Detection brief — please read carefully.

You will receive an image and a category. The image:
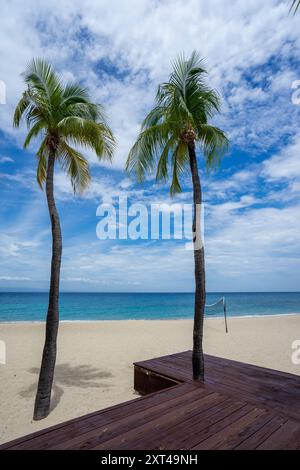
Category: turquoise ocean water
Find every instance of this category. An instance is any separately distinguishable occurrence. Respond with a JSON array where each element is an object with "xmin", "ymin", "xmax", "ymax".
[{"xmin": 0, "ymin": 292, "xmax": 300, "ymax": 322}]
